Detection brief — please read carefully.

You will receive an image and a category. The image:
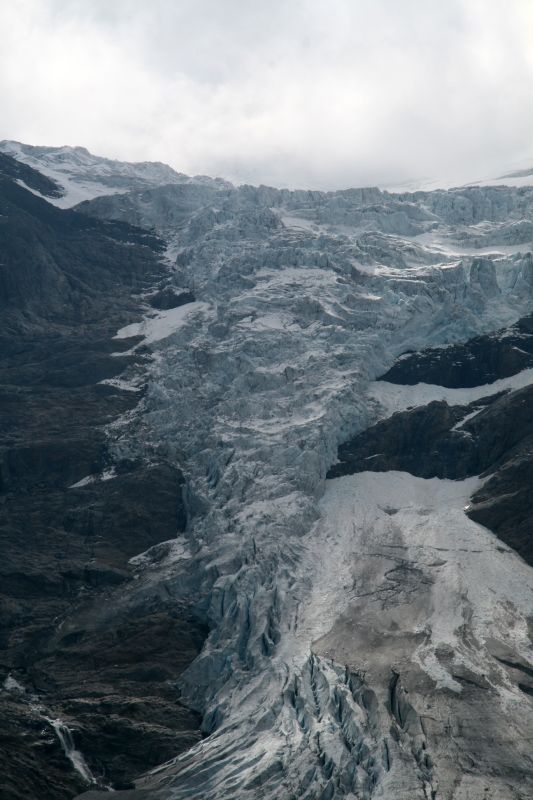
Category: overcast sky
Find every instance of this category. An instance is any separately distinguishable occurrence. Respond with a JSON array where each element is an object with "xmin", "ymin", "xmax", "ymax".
[{"xmin": 2, "ymin": 0, "xmax": 533, "ymax": 189}]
